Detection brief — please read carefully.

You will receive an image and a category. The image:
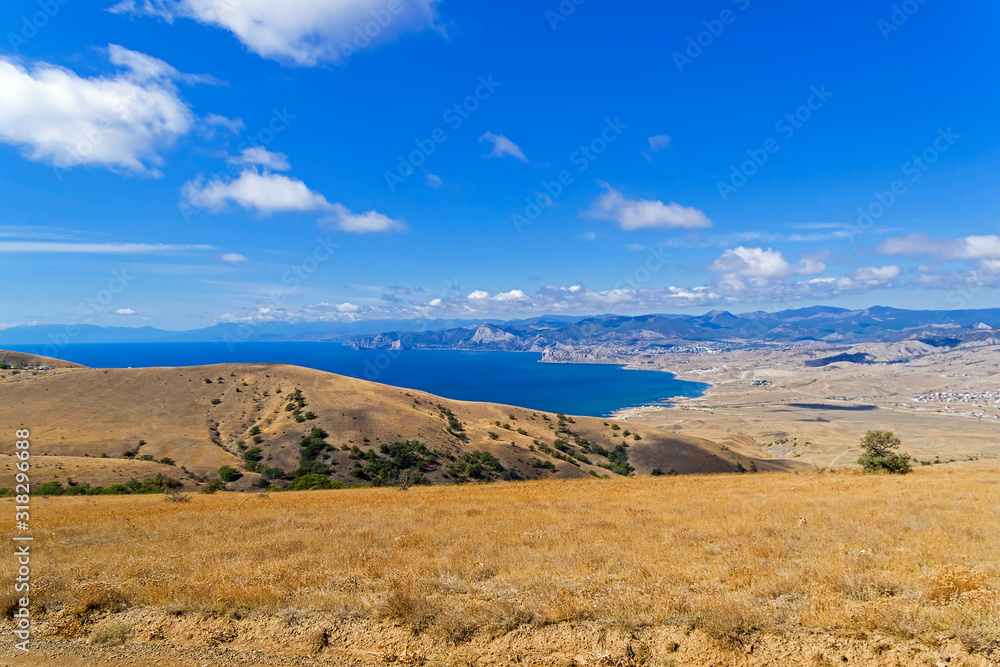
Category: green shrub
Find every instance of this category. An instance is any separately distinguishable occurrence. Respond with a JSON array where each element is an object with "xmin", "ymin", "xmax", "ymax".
[
  {"xmin": 606, "ymin": 444, "xmax": 634, "ymax": 476},
  {"xmin": 210, "ymin": 398, "xmax": 221, "ymax": 405},
  {"xmin": 857, "ymin": 430, "xmax": 911, "ymax": 474},
  {"xmin": 292, "ymin": 473, "xmax": 343, "ymax": 491},
  {"xmin": 242, "ymin": 446, "xmax": 263, "ymax": 465},
  {"xmin": 159, "ymin": 457, "xmax": 175, "ymax": 466},
  {"xmin": 200, "ymin": 479, "xmax": 226, "ymax": 494},
  {"xmin": 447, "ymin": 450, "xmax": 505, "ymax": 482},
  {"xmin": 531, "ymin": 458, "xmax": 556, "ymax": 471},
  {"xmin": 37, "ymin": 480, "xmax": 65, "ymax": 496},
  {"xmin": 218, "ymin": 465, "xmax": 242, "ymax": 482},
  {"xmin": 350, "ymin": 440, "xmax": 437, "ymax": 486}
]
